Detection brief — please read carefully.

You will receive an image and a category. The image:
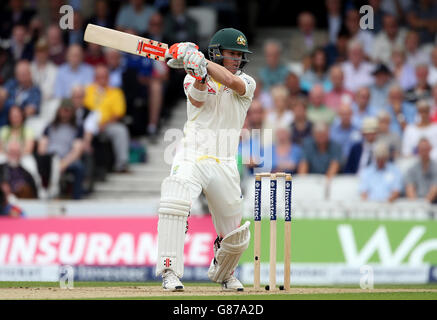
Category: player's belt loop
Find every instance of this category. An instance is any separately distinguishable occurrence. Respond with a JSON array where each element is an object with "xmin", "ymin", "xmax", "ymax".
[{"xmin": 196, "ymin": 155, "xmax": 221, "ymax": 163}]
